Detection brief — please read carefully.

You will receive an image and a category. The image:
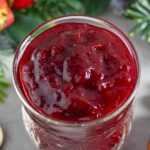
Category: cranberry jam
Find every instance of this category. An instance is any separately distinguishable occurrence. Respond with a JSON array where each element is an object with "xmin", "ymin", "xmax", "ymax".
[
  {"xmin": 18, "ymin": 22, "xmax": 137, "ymax": 123},
  {"xmin": 13, "ymin": 16, "xmax": 140, "ymax": 150}
]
